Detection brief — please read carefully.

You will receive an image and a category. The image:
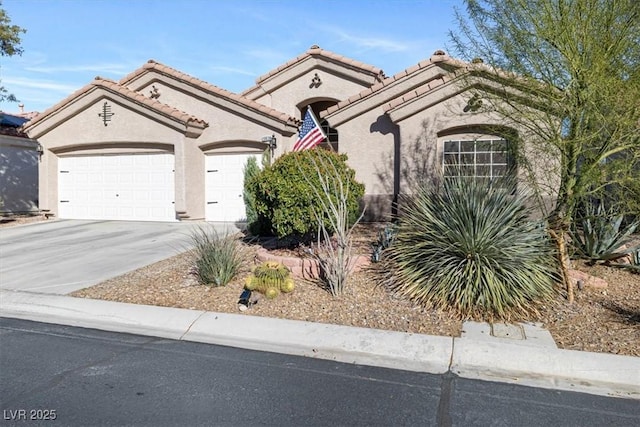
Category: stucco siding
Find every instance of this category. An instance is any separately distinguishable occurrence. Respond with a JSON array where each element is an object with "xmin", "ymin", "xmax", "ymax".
[{"xmin": 252, "ymin": 68, "xmax": 372, "ymax": 118}]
